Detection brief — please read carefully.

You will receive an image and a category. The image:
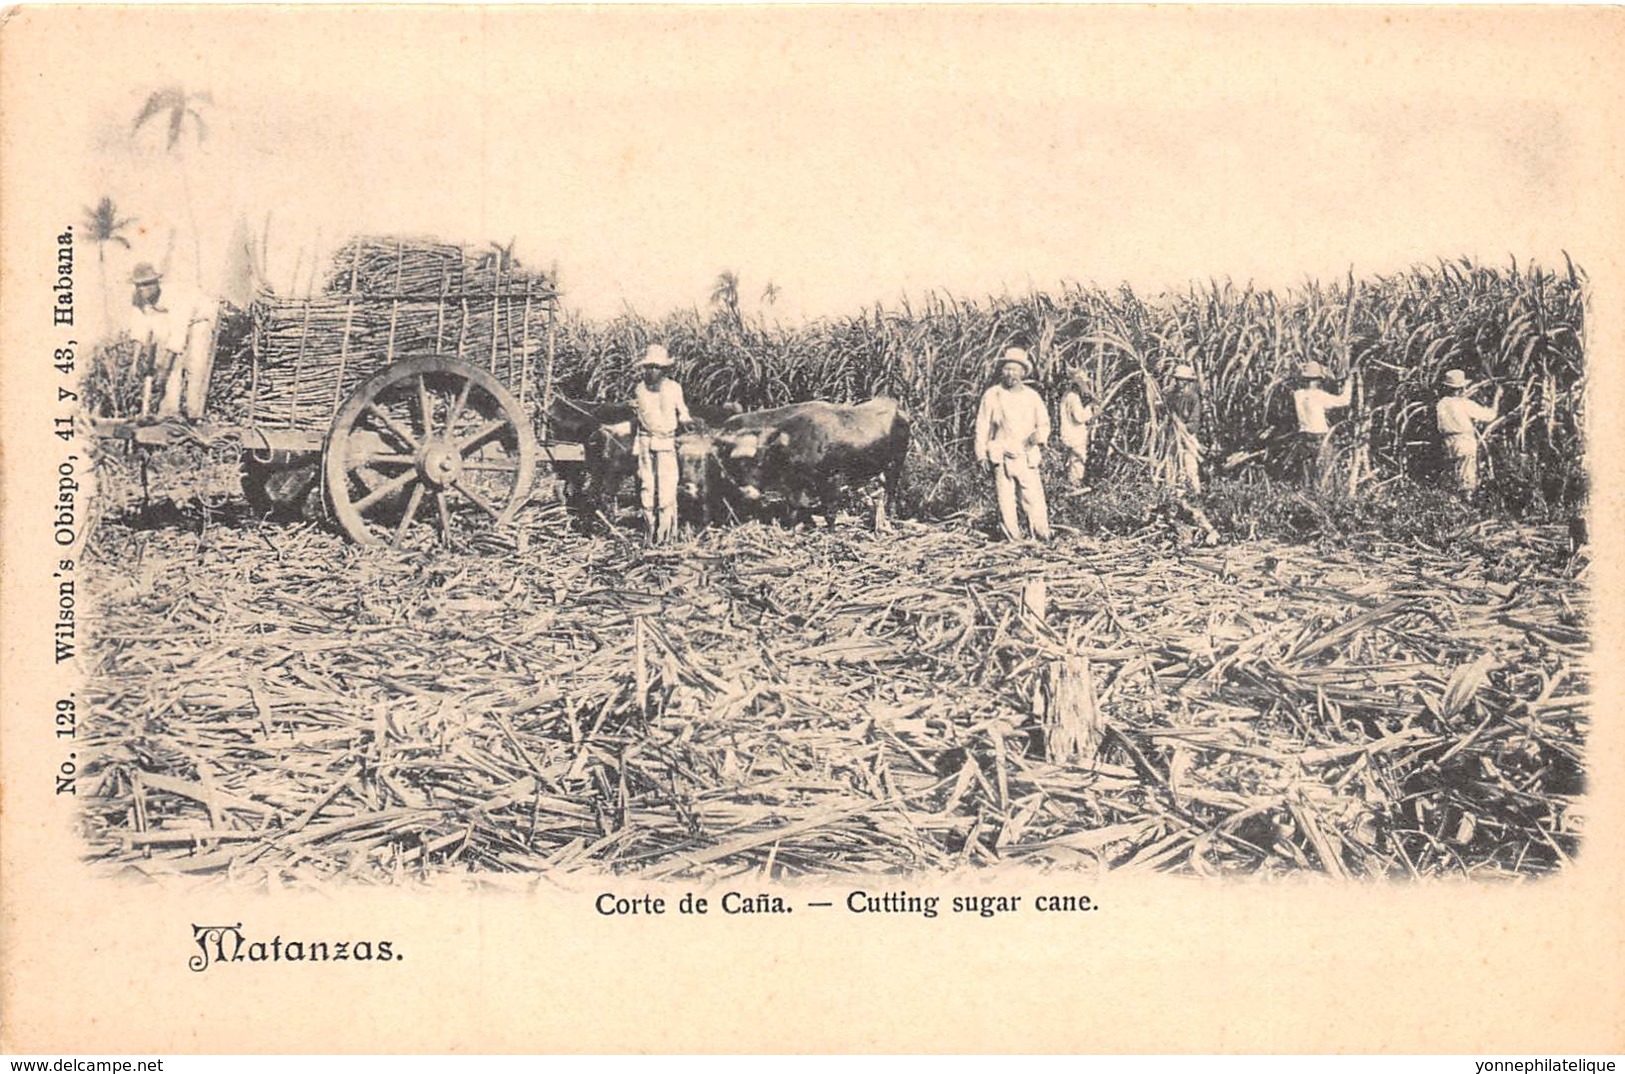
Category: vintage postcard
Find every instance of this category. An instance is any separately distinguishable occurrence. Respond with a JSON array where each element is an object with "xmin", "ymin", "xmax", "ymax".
[{"xmin": 1, "ymin": 5, "xmax": 1622, "ymax": 1054}]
